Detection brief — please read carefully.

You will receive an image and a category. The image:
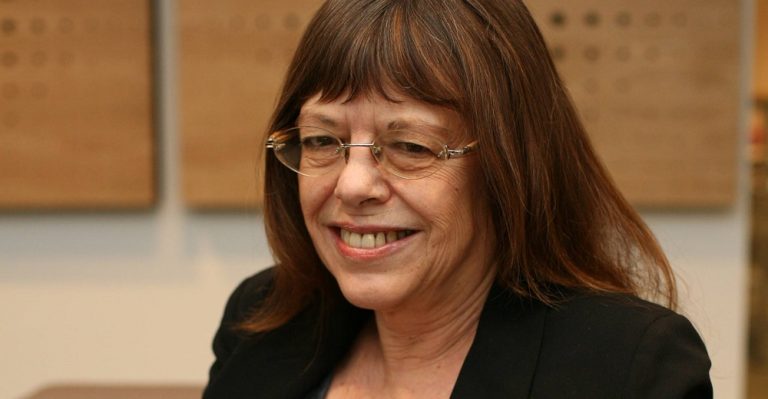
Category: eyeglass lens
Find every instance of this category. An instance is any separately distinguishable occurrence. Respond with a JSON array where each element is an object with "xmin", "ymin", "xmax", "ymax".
[{"xmin": 270, "ymin": 126, "xmax": 450, "ymax": 179}]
